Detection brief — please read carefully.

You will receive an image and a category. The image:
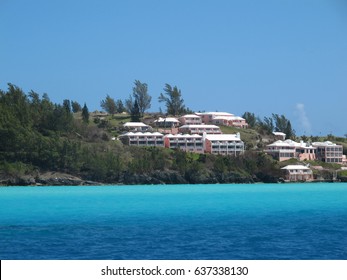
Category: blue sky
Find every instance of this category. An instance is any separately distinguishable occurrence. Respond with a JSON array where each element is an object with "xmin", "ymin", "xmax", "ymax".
[{"xmin": 1, "ymin": 0, "xmax": 346, "ymax": 136}]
